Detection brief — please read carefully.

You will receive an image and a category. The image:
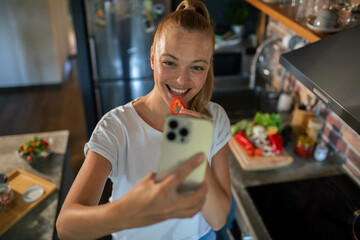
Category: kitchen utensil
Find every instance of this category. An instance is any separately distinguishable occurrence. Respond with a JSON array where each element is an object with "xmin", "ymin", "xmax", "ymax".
[
  {"xmin": 306, "ymin": 117, "xmax": 324, "ymax": 142},
  {"xmin": 306, "ymin": 15, "xmax": 343, "ymax": 33},
  {"xmin": 325, "ymin": 180, "xmax": 360, "ymax": 240},
  {"xmin": 277, "ymin": 92, "xmax": 293, "ymax": 112},
  {"xmin": 291, "ymin": 108, "xmax": 315, "ymax": 135},
  {"xmin": 314, "ymin": 7, "xmax": 339, "ymax": 28}
]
